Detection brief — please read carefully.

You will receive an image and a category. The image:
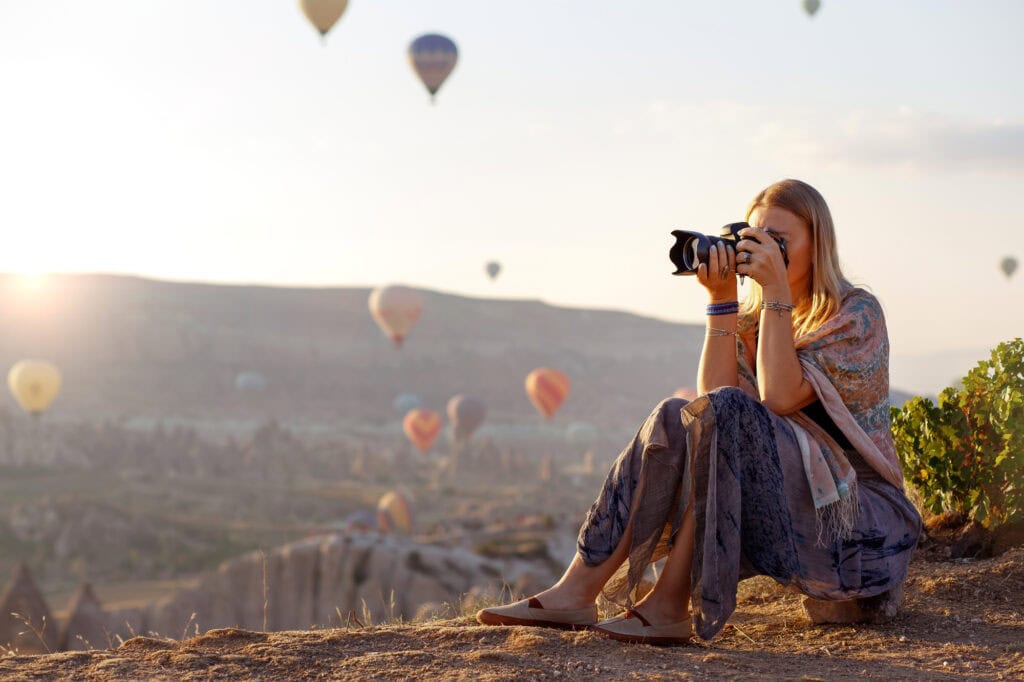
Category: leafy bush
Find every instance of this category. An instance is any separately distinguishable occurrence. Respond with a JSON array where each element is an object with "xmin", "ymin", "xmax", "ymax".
[{"xmin": 891, "ymin": 338, "xmax": 1024, "ymax": 527}]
